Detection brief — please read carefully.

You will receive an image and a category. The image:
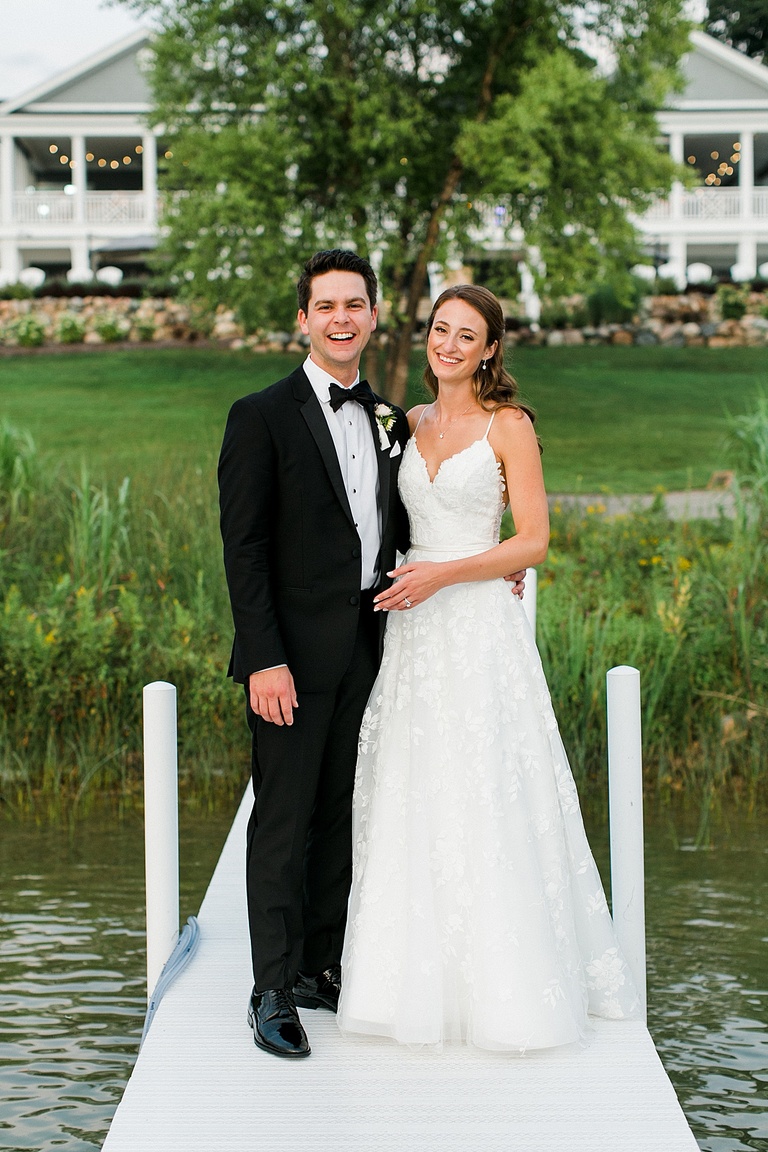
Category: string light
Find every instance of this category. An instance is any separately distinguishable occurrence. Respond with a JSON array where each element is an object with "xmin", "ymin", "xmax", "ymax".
[
  {"xmin": 49, "ymin": 144, "xmax": 58, "ymax": 153},
  {"xmin": 733, "ymin": 142, "xmax": 741, "ymax": 151},
  {"xmin": 164, "ymin": 150, "xmax": 173, "ymax": 159},
  {"xmin": 135, "ymin": 144, "xmax": 143, "ymax": 154},
  {"xmin": 98, "ymin": 158, "xmax": 106, "ymax": 167},
  {"xmin": 59, "ymin": 155, "xmax": 69, "ymax": 164},
  {"xmin": 110, "ymin": 160, "xmax": 119, "ymax": 169},
  {"xmin": 86, "ymin": 152, "xmax": 94, "ymax": 162},
  {"xmin": 687, "ymin": 155, "xmax": 696, "ymax": 164},
  {"xmin": 123, "ymin": 156, "xmax": 131, "ymax": 164},
  {"xmin": 711, "ymin": 151, "xmax": 719, "ymax": 159}
]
